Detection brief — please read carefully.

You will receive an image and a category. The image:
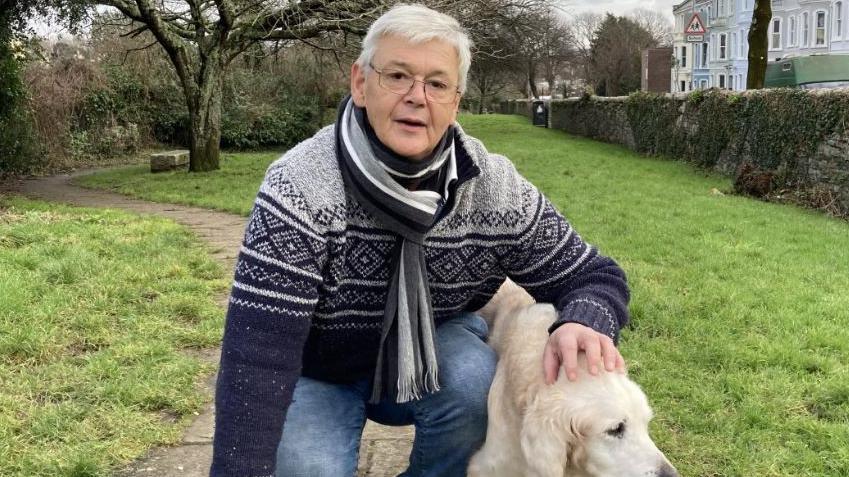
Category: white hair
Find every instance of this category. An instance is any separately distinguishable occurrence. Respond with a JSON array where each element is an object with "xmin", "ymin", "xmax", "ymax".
[{"xmin": 356, "ymin": 3, "xmax": 473, "ymax": 94}]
